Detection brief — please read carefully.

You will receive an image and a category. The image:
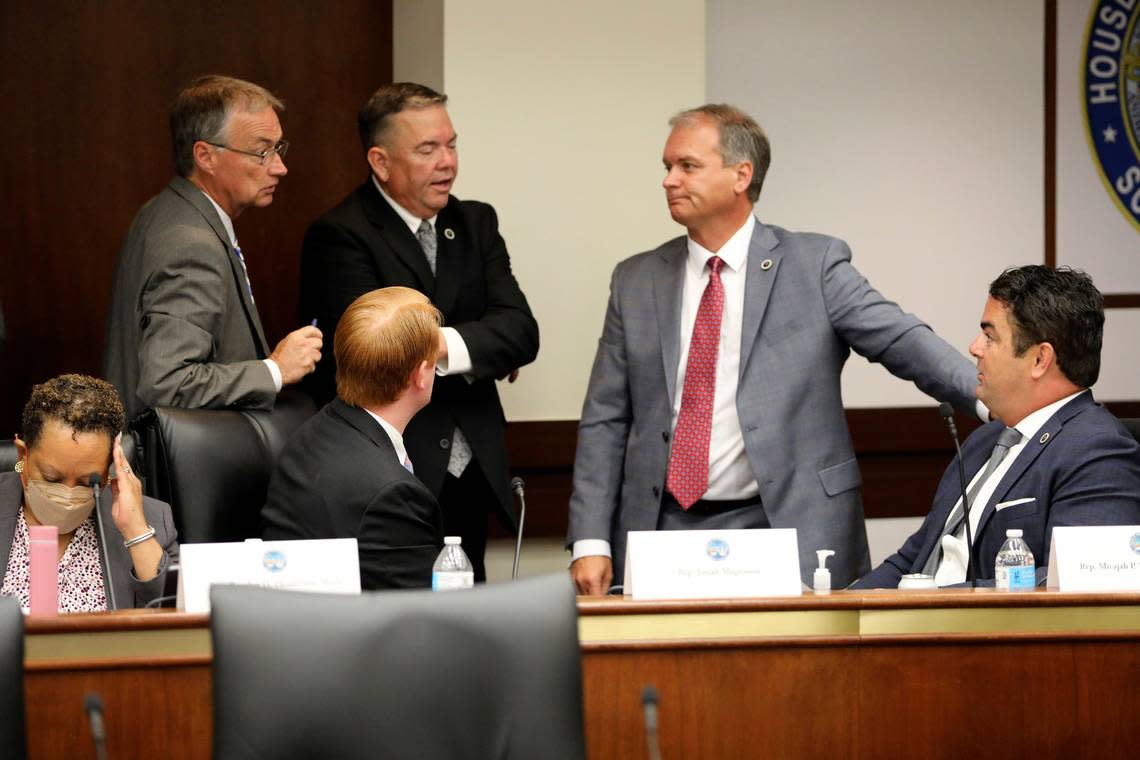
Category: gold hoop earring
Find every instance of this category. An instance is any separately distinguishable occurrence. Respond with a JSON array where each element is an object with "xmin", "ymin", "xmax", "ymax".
[{"xmin": 14, "ymin": 460, "xmax": 23, "ymax": 473}]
